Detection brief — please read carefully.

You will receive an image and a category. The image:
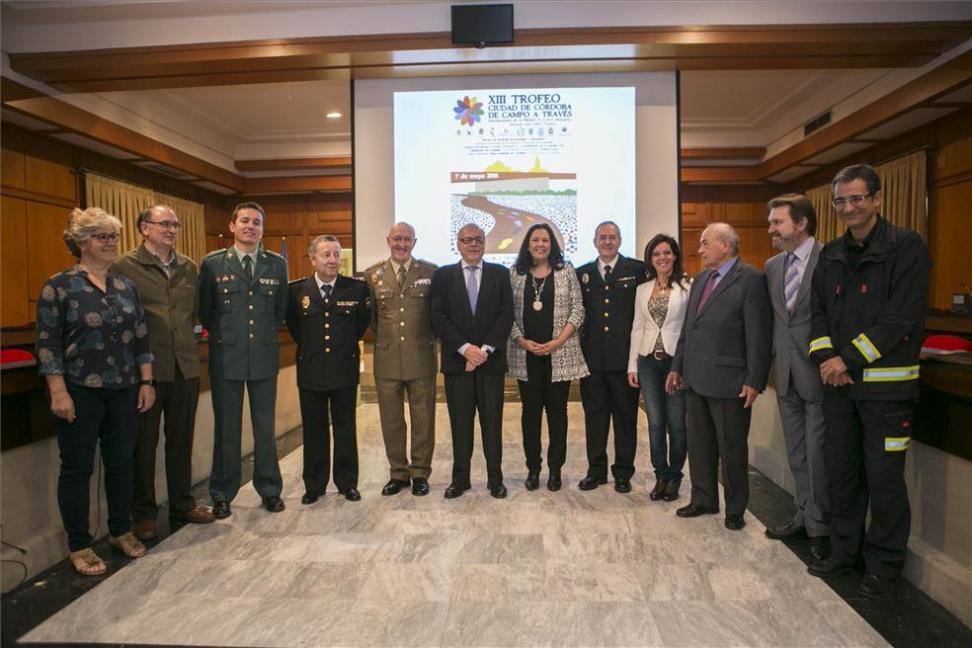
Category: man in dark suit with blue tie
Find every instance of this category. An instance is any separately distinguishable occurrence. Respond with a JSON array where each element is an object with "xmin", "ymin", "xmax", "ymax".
[
  {"xmin": 666, "ymin": 222, "xmax": 772, "ymax": 530},
  {"xmin": 430, "ymin": 223, "xmax": 514, "ymax": 499},
  {"xmin": 286, "ymin": 235, "xmax": 370, "ymax": 504}
]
